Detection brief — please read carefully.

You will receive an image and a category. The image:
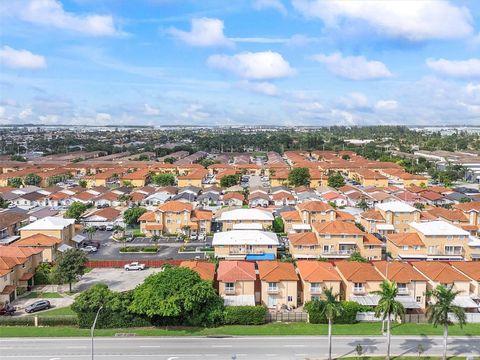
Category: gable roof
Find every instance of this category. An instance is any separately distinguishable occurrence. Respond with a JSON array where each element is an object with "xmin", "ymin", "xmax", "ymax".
[
  {"xmin": 20, "ymin": 216, "xmax": 75, "ymax": 231},
  {"xmin": 180, "ymin": 260, "xmax": 216, "ymax": 281},
  {"xmin": 14, "ymin": 233, "xmax": 62, "ymax": 247},
  {"xmin": 158, "ymin": 201, "xmax": 193, "ymax": 212},
  {"xmin": 313, "ymin": 221, "xmax": 364, "ymax": 235},
  {"xmin": 450, "ymin": 262, "xmax": 480, "ymax": 281},
  {"xmin": 413, "ymin": 261, "xmax": 470, "ymax": 283},
  {"xmin": 297, "ymin": 201, "xmax": 334, "ymax": 212},
  {"xmin": 373, "ymin": 261, "xmax": 427, "ymax": 283},
  {"xmin": 217, "ymin": 261, "xmax": 256, "ymax": 282},
  {"xmin": 288, "ymin": 232, "xmax": 318, "ymax": 245},
  {"xmin": 335, "ymin": 261, "xmax": 384, "ymax": 282},
  {"xmin": 258, "ymin": 261, "xmax": 297, "ymax": 282},
  {"xmin": 387, "ymin": 233, "xmax": 425, "ymax": 247},
  {"xmin": 296, "ymin": 260, "xmax": 342, "ymax": 282}
]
